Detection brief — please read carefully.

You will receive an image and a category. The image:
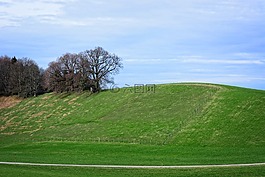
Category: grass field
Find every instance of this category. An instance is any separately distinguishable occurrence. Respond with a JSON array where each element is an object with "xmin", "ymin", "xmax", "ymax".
[
  {"xmin": 0, "ymin": 83, "xmax": 265, "ymax": 176},
  {"xmin": 1, "ymin": 165, "xmax": 265, "ymax": 177}
]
